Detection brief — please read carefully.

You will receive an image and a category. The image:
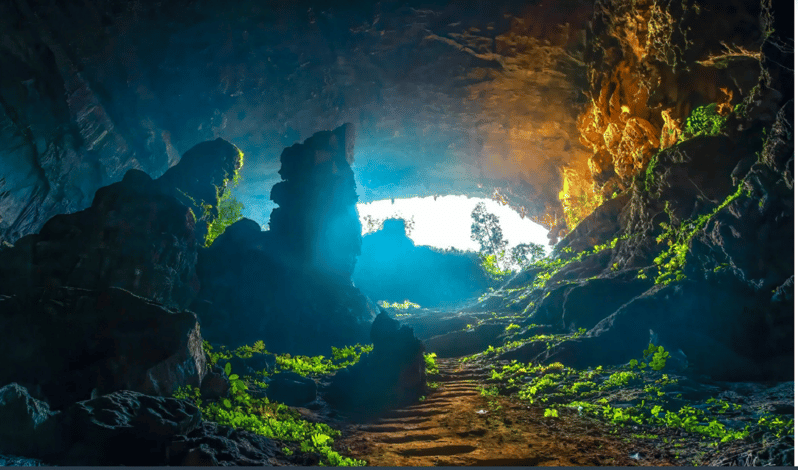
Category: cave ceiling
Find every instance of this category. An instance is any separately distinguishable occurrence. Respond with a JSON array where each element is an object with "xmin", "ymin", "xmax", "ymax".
[{"xmin": 0, "ymin": 0, "xmax": 594, "ymax": 241}]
